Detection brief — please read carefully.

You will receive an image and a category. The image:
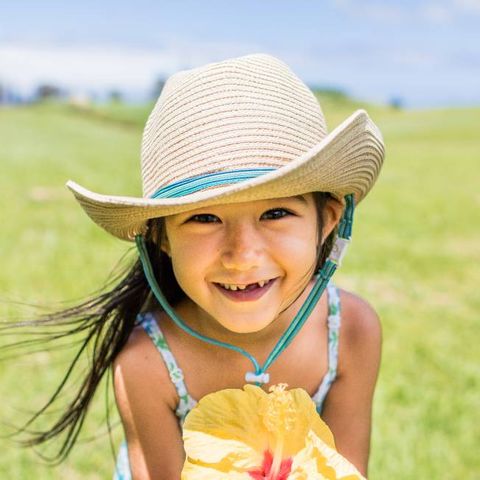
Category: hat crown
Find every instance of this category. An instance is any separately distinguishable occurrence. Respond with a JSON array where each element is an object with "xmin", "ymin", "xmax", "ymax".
[{"xmin": 140, "ymin": 54, "xmax": 328, "ymax": 198}]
